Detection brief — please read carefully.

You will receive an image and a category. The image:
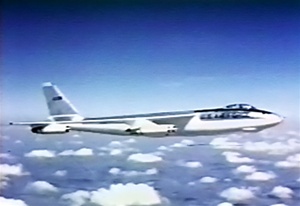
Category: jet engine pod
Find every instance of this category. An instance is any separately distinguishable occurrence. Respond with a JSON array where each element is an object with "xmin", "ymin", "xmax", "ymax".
[
  {"xmin": 31, "ymin": 124, "xmax": 70, "ymax": 134},
  {"xmin": 136, "ymin": 124, "xmax": 177, "ymax": 137}
]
